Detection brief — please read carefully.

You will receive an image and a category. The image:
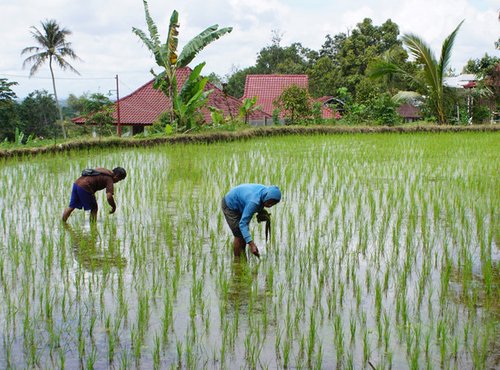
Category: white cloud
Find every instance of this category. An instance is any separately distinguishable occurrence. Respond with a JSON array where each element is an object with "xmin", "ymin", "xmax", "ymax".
[{"xmin": 1, "ymin": 0, "xmax": 498, "ymax": 99}]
